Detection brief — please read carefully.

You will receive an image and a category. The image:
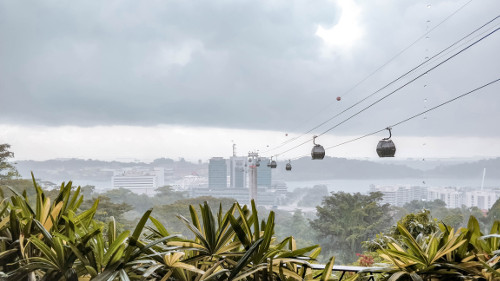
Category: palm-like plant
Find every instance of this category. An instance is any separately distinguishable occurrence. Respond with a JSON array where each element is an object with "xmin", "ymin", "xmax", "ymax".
[
  {"xmin": 1, "ymin": 177, "xmax": 332, "ymax": 281},
  {"xmin": 1, "ymin": 174, "xmax": 93, "ymax": 280},
  {"xmin": 377, "ymin": 221, "xmax": 480, "ymax": 281}
]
